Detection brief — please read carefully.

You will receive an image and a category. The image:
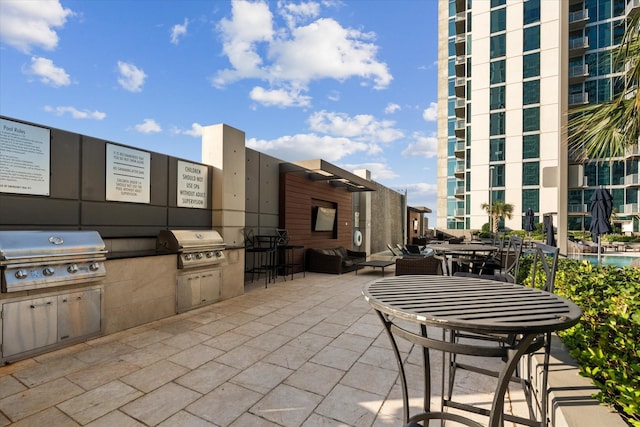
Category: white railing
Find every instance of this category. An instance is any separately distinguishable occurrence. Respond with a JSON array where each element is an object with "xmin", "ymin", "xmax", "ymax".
[
  {"xmin": 569, "ymin": 64, "xmax": 589, "ymax": 78},
  {"xmin": 568, "ymin": 204, "xmax": 587, "ymax": 213},
  {"xmin": 569, "ymin": 9, "xmax": 589, "ymax": 23},
  {"xmin": 622, "ymin": 203, "xmax": 639, "ymax": 214},
  {"xmin": 569, "ymin": 92, "xmax": 589, "ymax": 105},
  {"xmin": 625, "ymin": 174, "xmax": 639, "ymax": 185},
  {"xmin": 569, "ymin": 37, "xmax": 589, "ymax": 50}
]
